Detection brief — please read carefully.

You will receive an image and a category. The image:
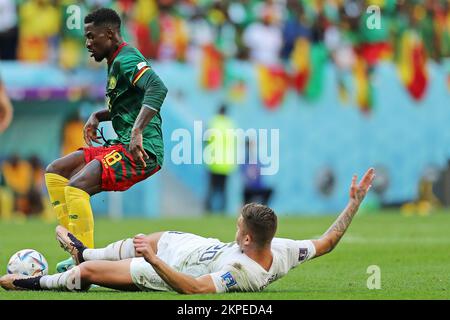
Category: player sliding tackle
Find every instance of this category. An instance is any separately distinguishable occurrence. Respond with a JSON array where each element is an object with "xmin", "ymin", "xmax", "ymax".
[{"xmin": 0, "ymin": 169, "xmax": 375, "ymax": 293}]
